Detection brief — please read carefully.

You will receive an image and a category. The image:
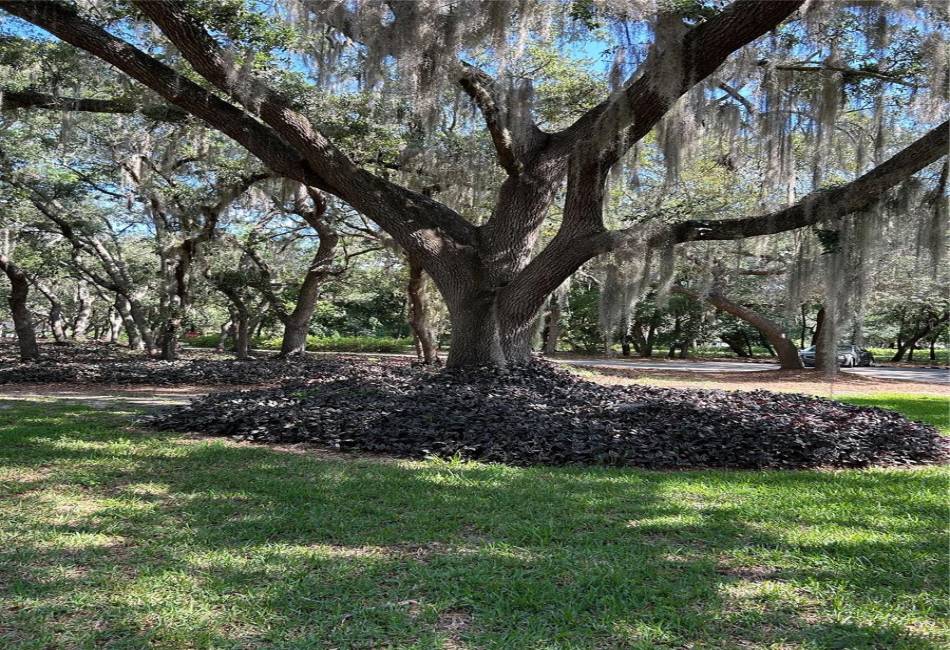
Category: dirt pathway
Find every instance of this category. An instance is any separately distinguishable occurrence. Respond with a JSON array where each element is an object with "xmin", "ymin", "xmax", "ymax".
[{"xmin": 0, "ymin": 384, "xmax": 224, "ymax": 409}]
